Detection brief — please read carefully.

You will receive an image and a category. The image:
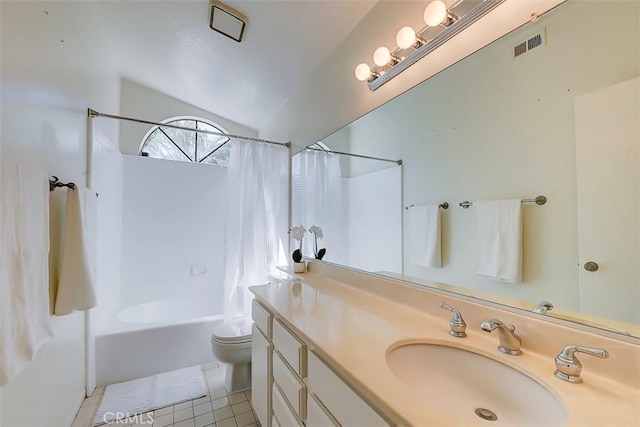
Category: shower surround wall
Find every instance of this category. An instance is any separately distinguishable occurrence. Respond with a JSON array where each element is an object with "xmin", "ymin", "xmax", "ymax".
[{"xmin": 121, "ymin": 156, "xmax": 228, "ymax": 305}]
